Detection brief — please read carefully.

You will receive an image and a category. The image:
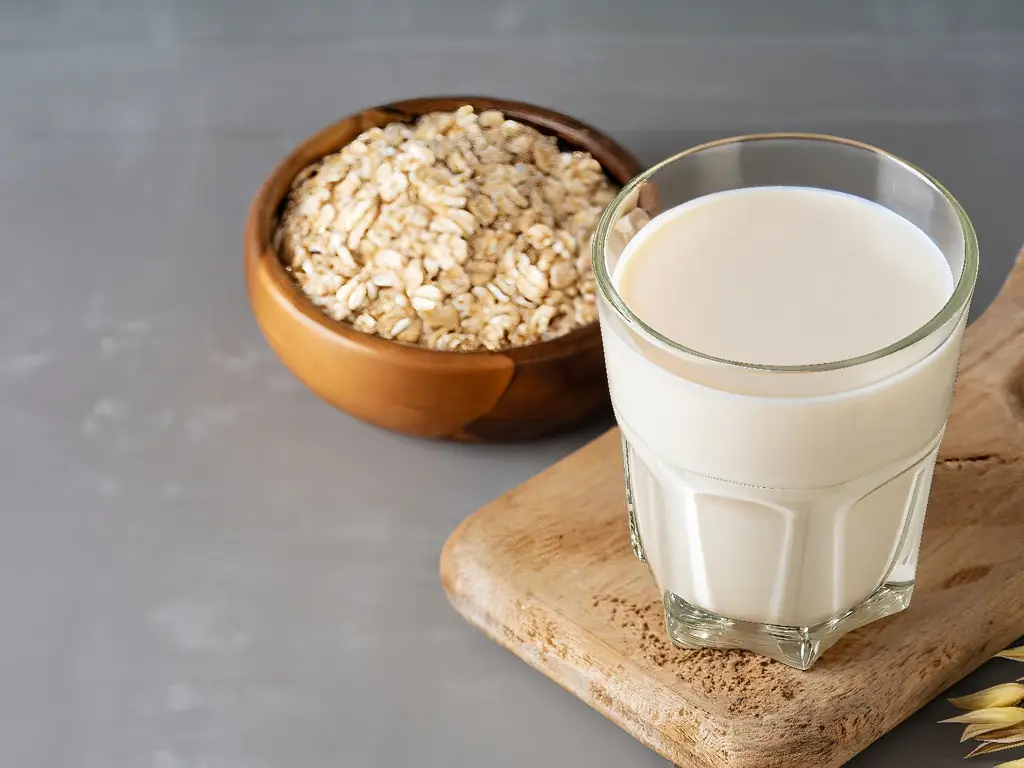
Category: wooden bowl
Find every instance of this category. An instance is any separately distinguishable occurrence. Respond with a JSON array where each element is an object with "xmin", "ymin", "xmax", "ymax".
[{"xmin": 244, "ymin": 96, "xmax": 641, "ymax": 441}]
